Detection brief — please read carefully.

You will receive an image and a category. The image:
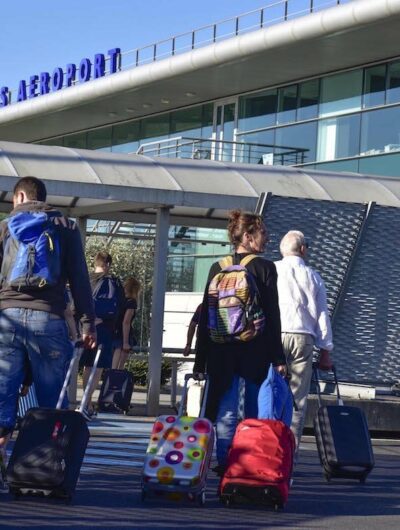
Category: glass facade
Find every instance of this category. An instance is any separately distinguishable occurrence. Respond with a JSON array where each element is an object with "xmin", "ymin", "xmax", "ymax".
[
  {"xmin": 38, "ymin": 57, "xmax": 400, "ymax": 180},
  {"xmin": 39, "ymin": 104, "xmax": 214, "ymax": 156},
  {"xmin": 35, "ymin": 57, "xmax": 400, "ymax": 291},
  {"xmin": 234, "ymin": 58, "xmax": 400, "ymax": 177}
]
